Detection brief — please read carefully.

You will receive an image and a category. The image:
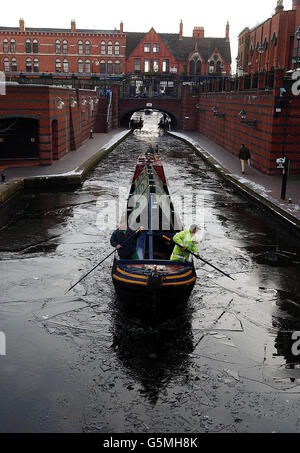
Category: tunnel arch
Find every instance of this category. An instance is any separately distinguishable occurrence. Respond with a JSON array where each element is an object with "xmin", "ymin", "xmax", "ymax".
[{"xmin": 120, "ymin": 107, "xmax": 179, "ymax": 130}]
